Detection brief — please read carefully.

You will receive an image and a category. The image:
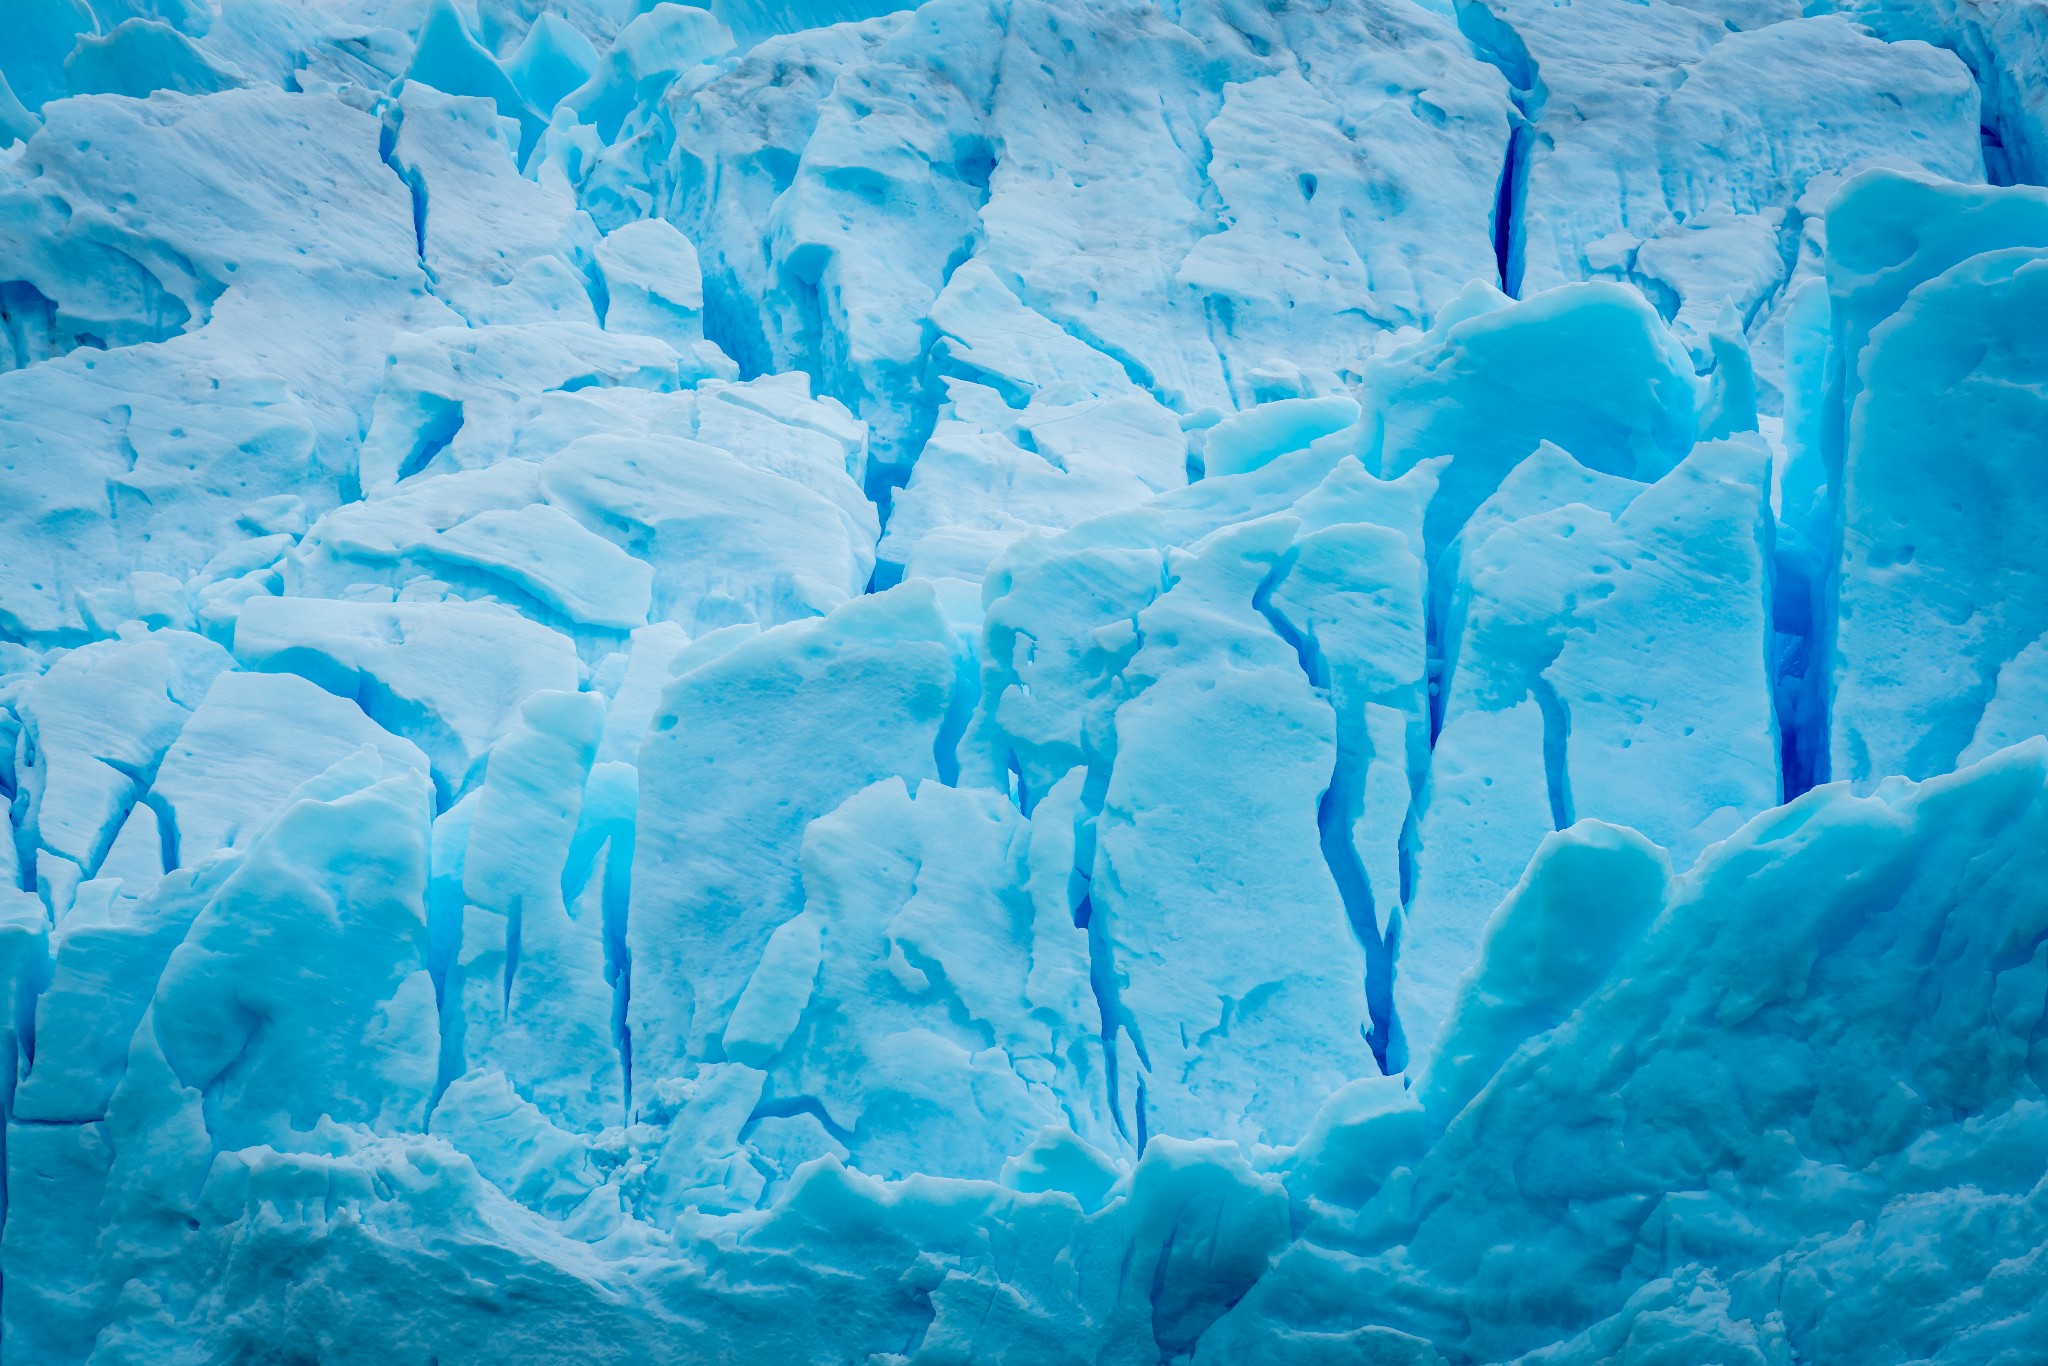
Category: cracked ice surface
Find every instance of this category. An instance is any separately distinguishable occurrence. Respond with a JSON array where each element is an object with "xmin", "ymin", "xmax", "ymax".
[{"xmin": 2, "ymin": 0, "xmax": 2048, "ymax": 1360}]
